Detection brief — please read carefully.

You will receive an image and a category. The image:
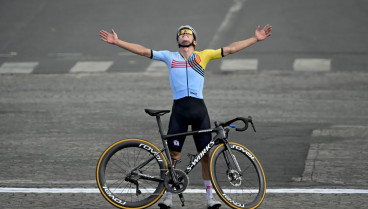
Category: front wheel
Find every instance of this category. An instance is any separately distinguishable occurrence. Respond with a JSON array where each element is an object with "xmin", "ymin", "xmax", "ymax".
[
  {"xmin": 96, "ymin": 139, "xmax": 168, "ymax": 209},
  {"xmin": 210, "ymin": 142, "xmax": 266, "ymax": 209}
]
